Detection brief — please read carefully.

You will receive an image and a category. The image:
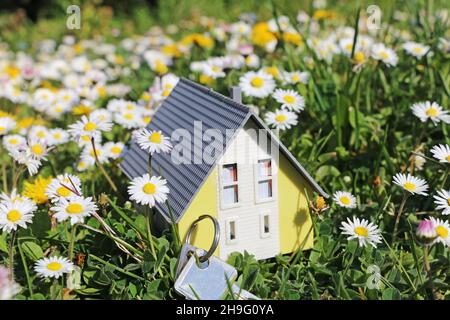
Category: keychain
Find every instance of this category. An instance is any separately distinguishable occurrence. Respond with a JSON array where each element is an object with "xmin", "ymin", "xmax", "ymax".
[{"xmin": 174, "ymin": 215, "xmax": 259, "ymax": 300}]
